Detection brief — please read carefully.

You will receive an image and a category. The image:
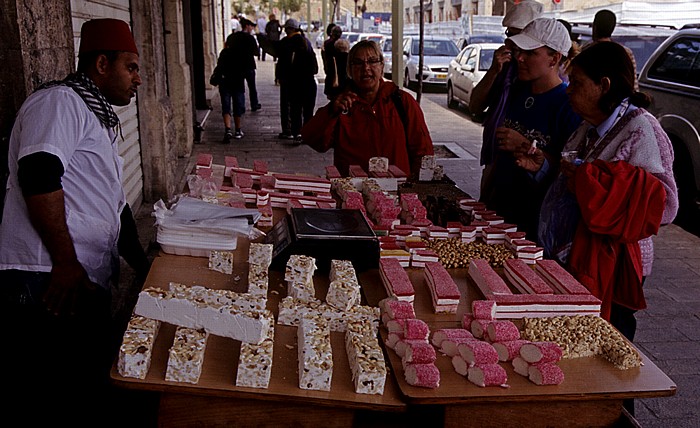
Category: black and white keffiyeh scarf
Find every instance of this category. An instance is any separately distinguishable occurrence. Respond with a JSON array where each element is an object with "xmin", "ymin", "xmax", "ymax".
[{"xmin": 37, "ymin": 72, "xmax": 120, "ymax": 129}]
